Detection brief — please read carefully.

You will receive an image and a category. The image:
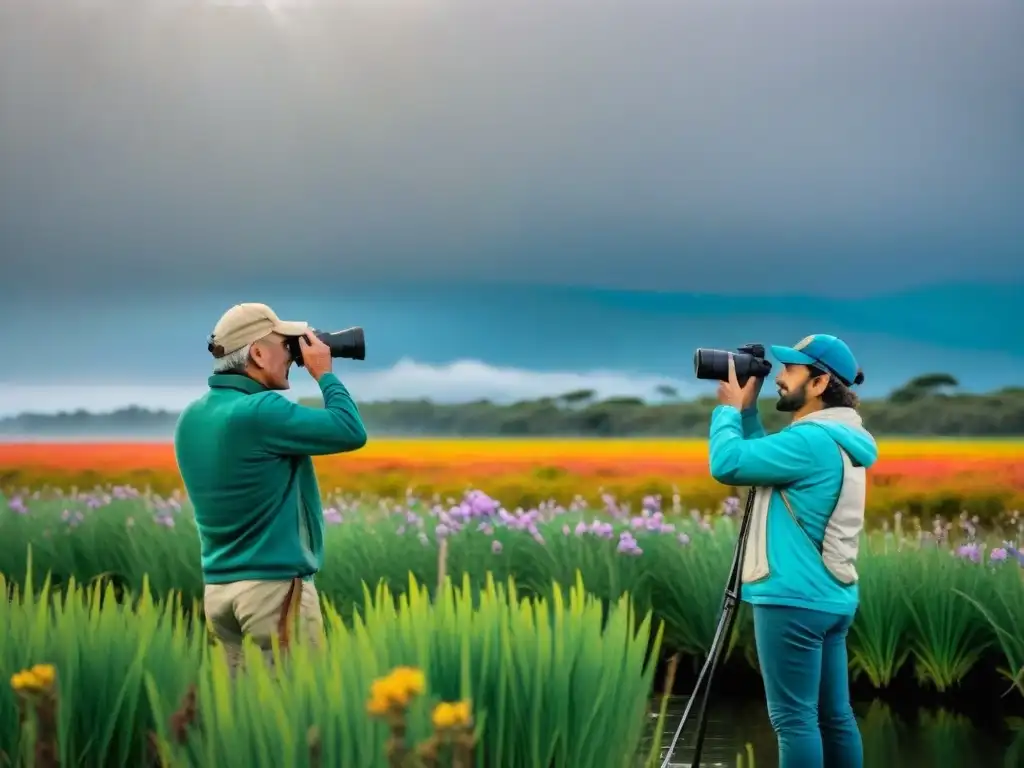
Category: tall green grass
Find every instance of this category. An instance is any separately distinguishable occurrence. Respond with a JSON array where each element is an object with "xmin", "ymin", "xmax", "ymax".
[
  {"xmin": 2, "ymin": 567, "xmax": 663, "ymax": 768},
  {"xmin": 956, "ymin": 570, "xmax": 1024, "ymax": 697},
  {"xmin": 901, "ymin": 549, "xmax": 998, "ymax": 691},
  {"xmin": 1, "ymin": 569, "xmax": 207, "ymax": 765},
  {"xmin": 2, "ymin": 493, "xmax": 1022, "ymax": 696},
  {"xmin": 848, "ymin": 549, "xmax": 912, "ymax": 687}
]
